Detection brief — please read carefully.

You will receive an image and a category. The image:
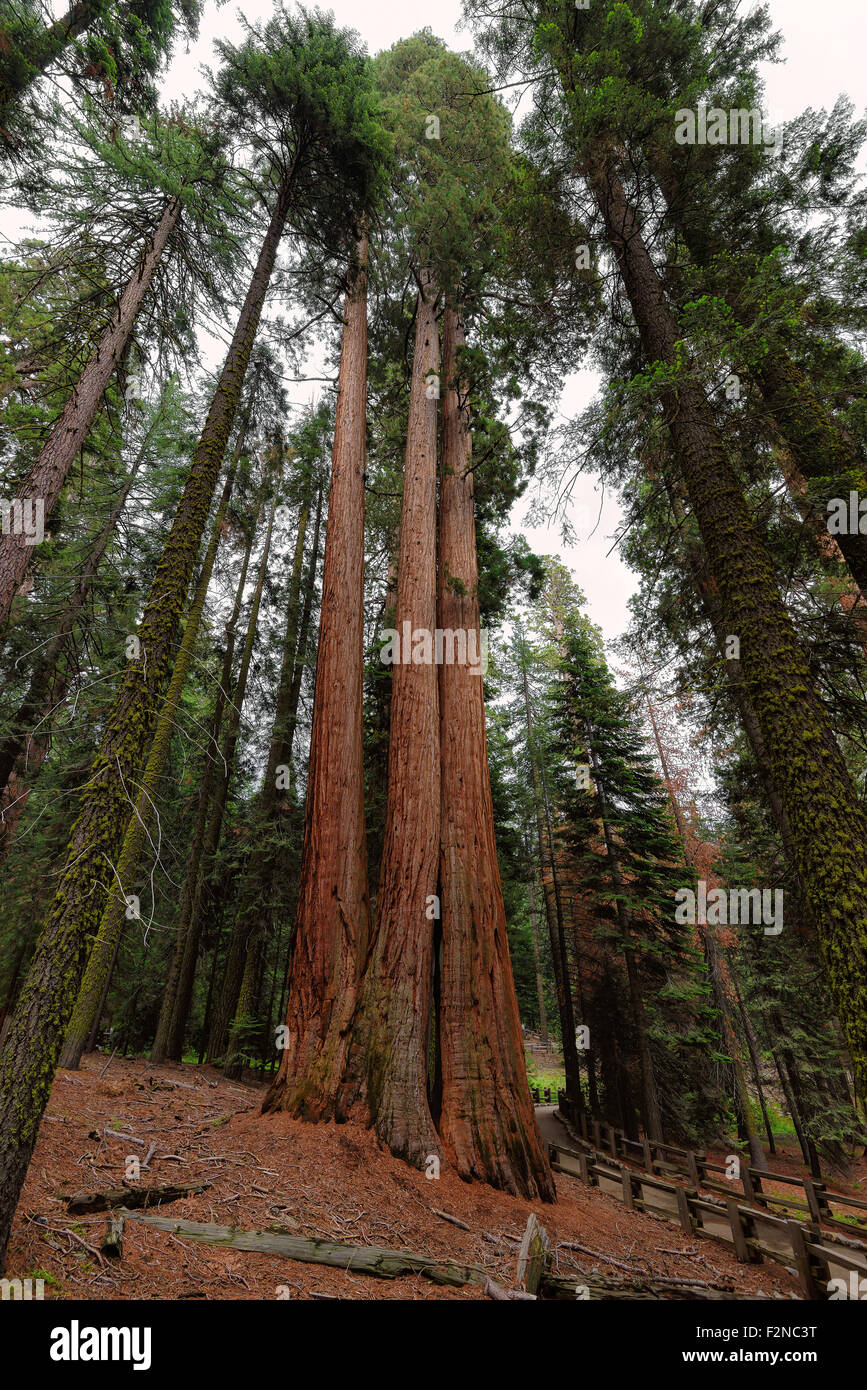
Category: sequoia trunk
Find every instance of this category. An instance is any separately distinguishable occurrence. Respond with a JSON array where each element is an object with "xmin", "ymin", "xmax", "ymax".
[
  {"xmin": 329, "ymin": 273, "xmax": 441, "ymax": 1167},
  {"xmin": 436, "ymin": 300, "xmax": 555, "ymax": 1200},
  {"xmin": 263, "ymin": 235, "xmax": 372, "ymax": 1120}
]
